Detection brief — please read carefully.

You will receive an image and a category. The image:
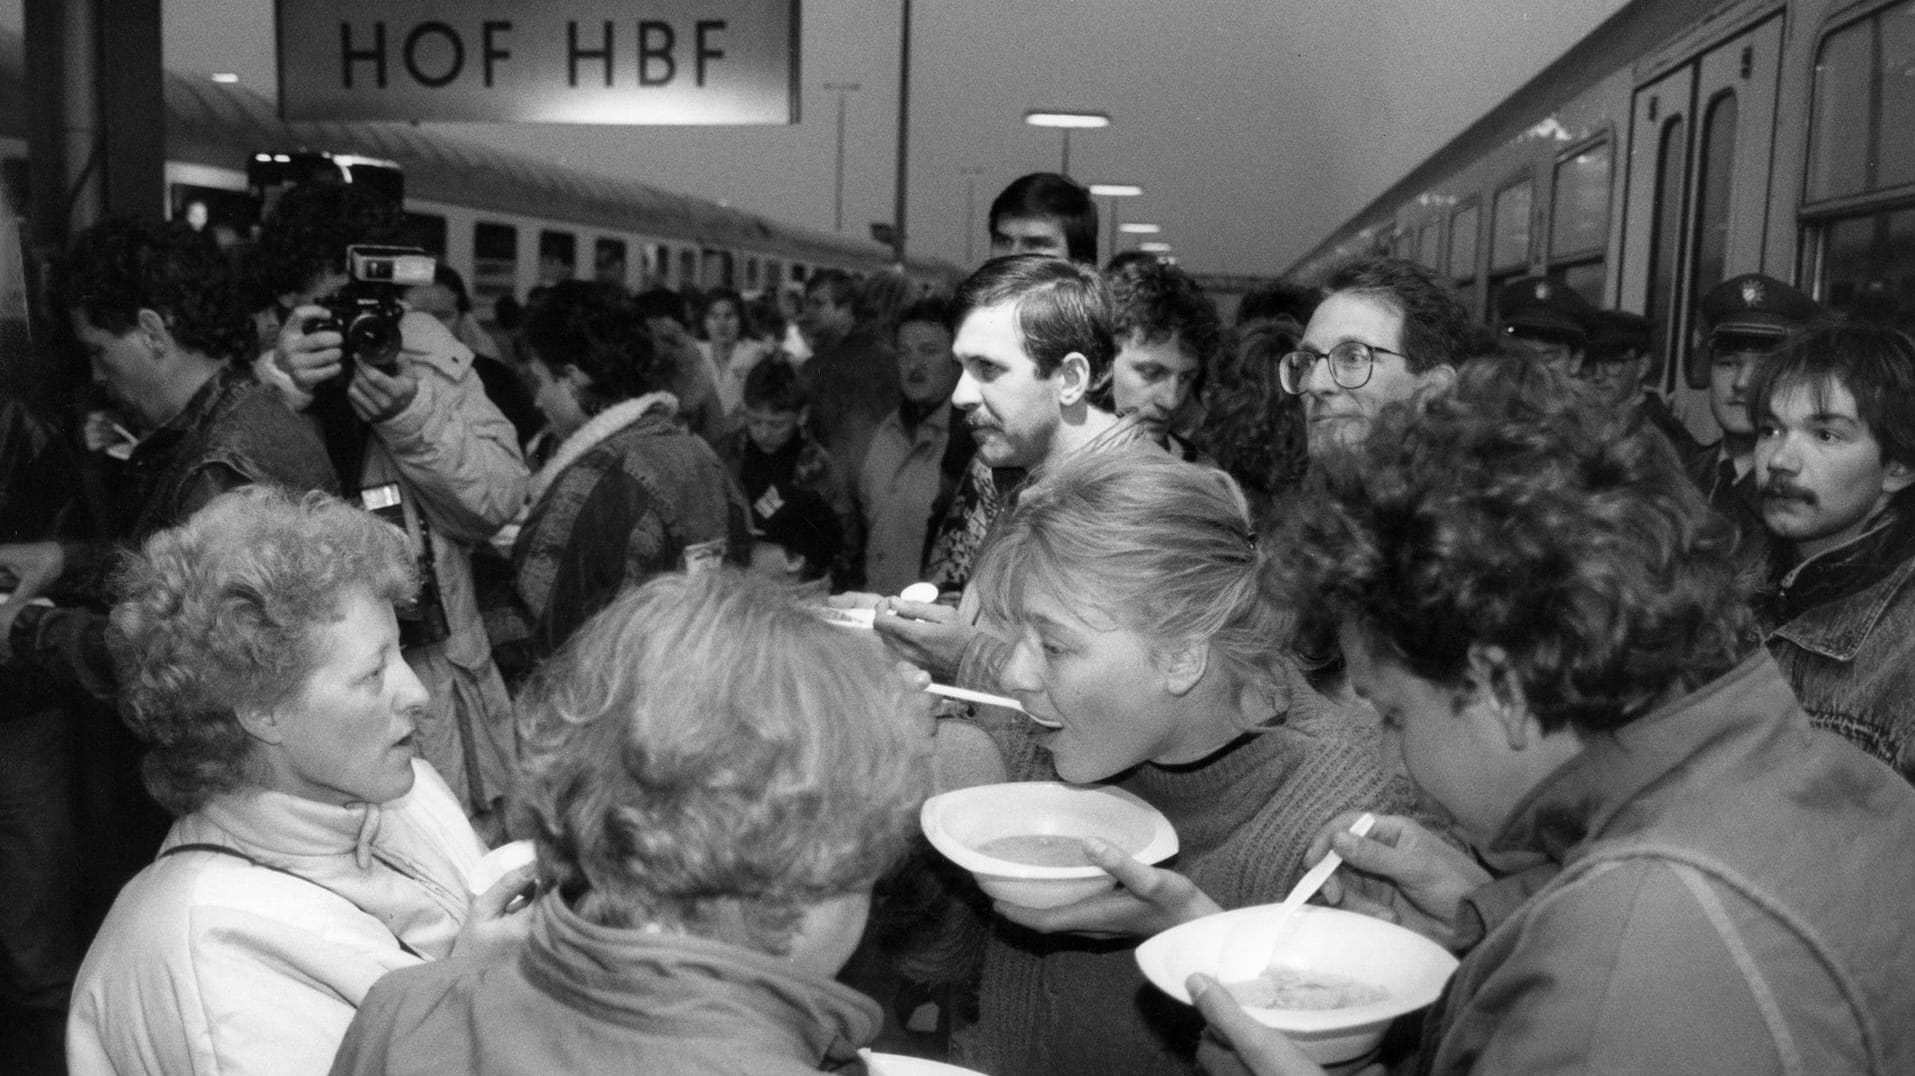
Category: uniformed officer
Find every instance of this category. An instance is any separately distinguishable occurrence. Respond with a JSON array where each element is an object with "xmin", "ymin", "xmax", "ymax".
[
  {"xmin": 1581, "ymin": 307, "xmax": 1698, "ymax": 456},
  {"xmin": 1688, "ymin": 272, "xmax": 1822, "ymax": 569},
  {"xmin": 1496, "ymin": 275, "xmax": 1597, "ymax": 378}
]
